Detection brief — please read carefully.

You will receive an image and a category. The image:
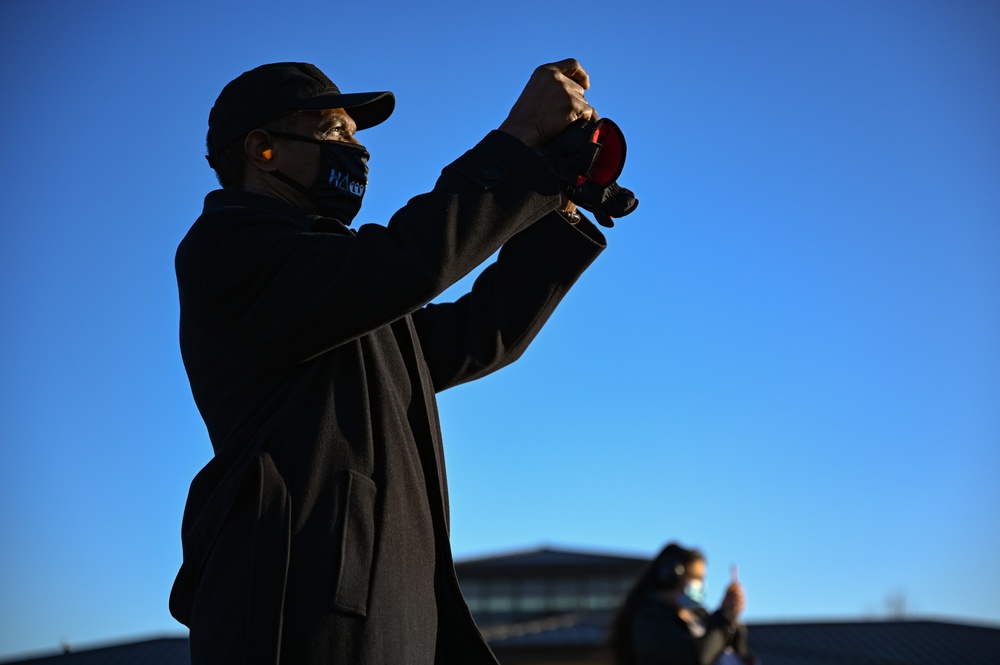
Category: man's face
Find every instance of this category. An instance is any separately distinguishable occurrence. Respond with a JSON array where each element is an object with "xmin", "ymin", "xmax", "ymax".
[
  {"xmin": 314, "ymin": 108, "xmax": 360, "ymax": 145},
  {"xmin": 270, "ymin": 108, "xmax": 360, "ymax": 187}
]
